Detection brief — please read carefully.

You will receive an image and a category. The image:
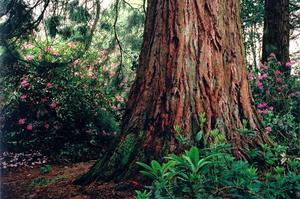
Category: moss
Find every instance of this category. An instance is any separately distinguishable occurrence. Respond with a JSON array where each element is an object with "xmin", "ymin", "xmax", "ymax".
[{"xmin": 108, "ymin": 132, "xmax": 144, "ymax": 168}]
